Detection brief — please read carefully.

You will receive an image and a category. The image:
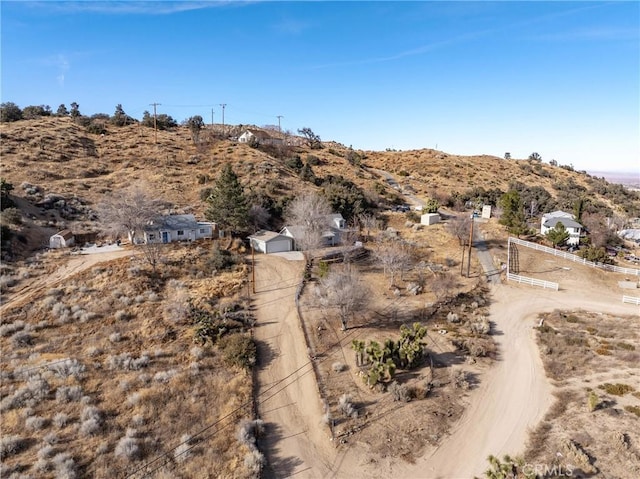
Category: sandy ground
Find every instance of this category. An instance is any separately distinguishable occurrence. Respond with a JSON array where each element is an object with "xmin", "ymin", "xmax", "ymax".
[
  {"xmin": 0, "ymin": 248, "xmax": 132, "ymax": 315},
  {"xmin": 251, "ymin": 250, "xmax": 639, "ymax": 479},
  {"xmin": 252, "ymin": 254, "xmax": 338, "ymax": 478}
]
